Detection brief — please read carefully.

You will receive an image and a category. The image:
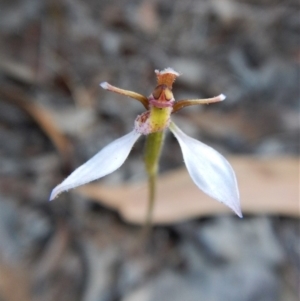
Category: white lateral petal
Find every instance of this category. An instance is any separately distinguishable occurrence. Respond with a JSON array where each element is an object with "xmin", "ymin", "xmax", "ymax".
[
  {"xmin": 50, "ymin": 130, "xmax": 141, "ymax": 200},
  {"xmin": 170, "ymin": 122, "xmax": 242, "ymax": 217}
]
